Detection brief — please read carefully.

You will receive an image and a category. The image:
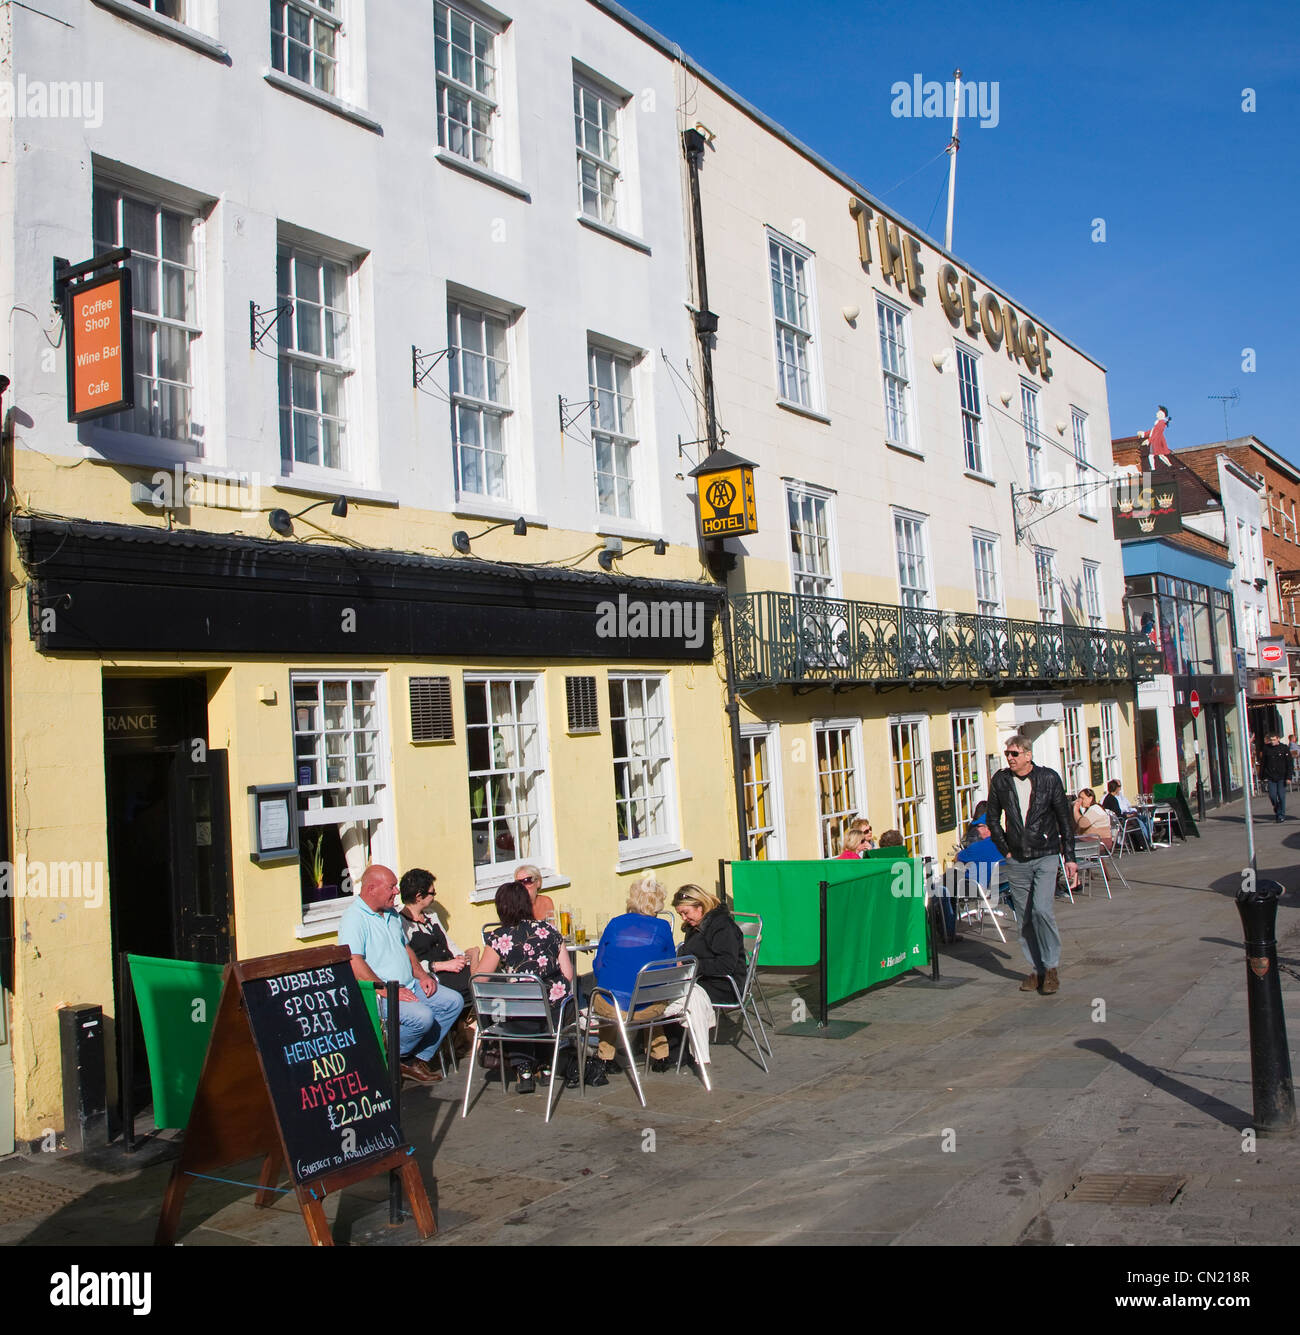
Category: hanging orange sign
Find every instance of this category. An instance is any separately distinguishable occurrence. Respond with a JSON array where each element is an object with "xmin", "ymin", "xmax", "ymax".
[
  {"xmin": 65, "ymin": 267, "xmax": 134, "ymax": 423},
  {"xmin": 697, "ymin": 464, "xmax": 758, "ymax": 538}
]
